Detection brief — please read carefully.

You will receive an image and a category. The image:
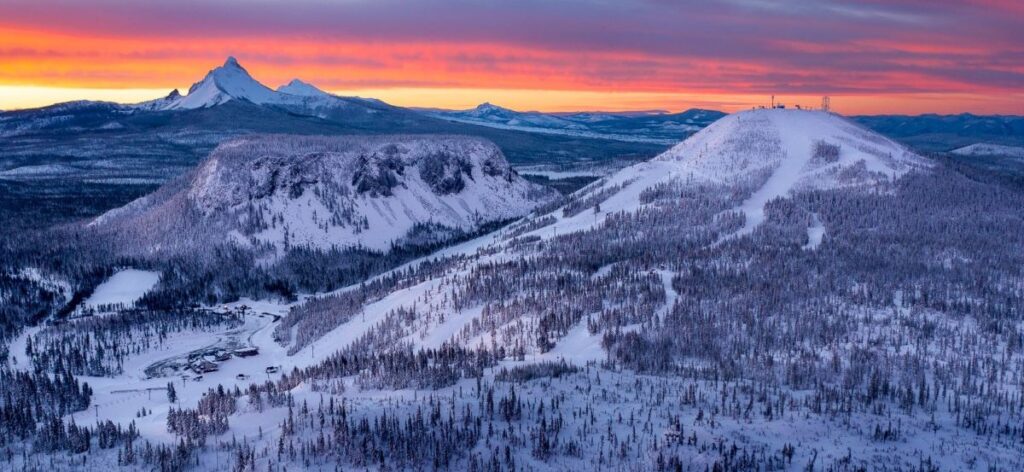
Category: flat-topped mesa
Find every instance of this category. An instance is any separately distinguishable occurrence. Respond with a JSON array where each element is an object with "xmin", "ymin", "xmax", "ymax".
[{"xmin": 89, "ymin": 134, "xmax": 559, "ymax": 256}]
